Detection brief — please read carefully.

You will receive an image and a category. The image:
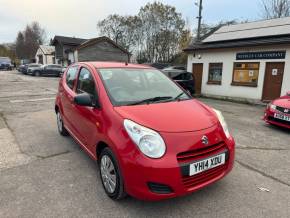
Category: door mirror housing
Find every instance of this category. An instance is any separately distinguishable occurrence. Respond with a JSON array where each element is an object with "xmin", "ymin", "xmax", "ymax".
[{"xmin": 74, "ymin": 93, "xmax": 100, "ymax": 107}]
